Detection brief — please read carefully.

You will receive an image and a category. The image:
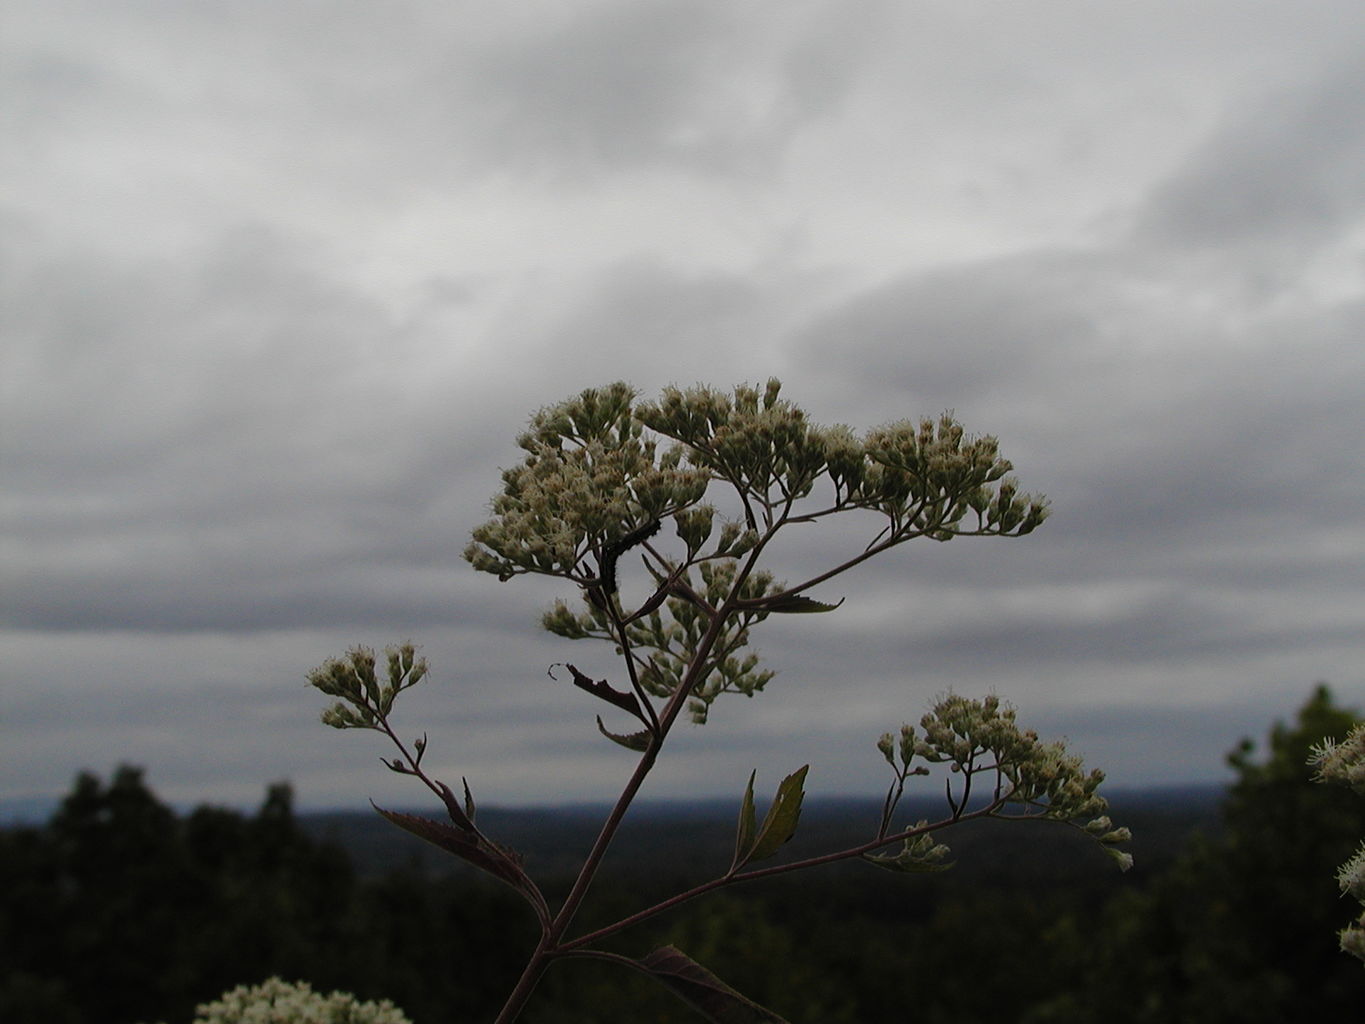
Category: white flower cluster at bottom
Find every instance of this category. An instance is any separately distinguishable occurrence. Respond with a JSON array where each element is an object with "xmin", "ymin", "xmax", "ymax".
[{"xmin": 144, "ymin": 977, "xmax": 414, "ymax": 1024}]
